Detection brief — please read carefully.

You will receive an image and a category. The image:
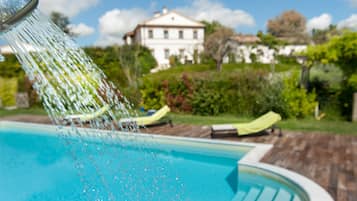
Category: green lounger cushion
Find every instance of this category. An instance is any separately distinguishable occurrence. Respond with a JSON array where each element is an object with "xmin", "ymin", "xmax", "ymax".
[
  {"xmin": 120, "ymin": 105, "xmax": 171, "ymax": 126},
  {"xmin": 233, "ymin": 111, "xmax": 281, "ymax": 135},
  {"xmin": 64, "ymin": 104, "xmax": 110, "ymax": 122},
  {"xmin": 212, "ymin": 111, "xmax": 281, "ymax": 136}
]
